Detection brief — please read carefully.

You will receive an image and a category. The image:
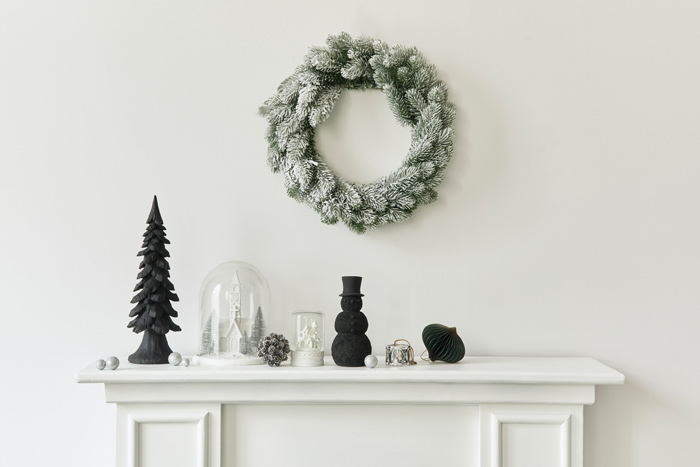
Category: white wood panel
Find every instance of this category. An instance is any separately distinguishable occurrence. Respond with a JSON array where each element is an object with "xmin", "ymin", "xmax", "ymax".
[
  {"xmin": 494, "ymin": 413, "xmax": 571, "ymax": 467},
  {"xmin": 500, "ymin": 423, "xmax": 562, "ymax": 467},
  {"xmin": 136, "ymin": 418, "xmax": 202, "ymax": 467},
  {"xmin": 117, "ymin": 404, "xmax": 221, "ymax": 467},
  {"xmin": 222, "ymin": 404, "xmax": 479, "ymax": 467},
  {"xmin": 480, "ymin": 405, "xmax": 582, "ymax": 467}
]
